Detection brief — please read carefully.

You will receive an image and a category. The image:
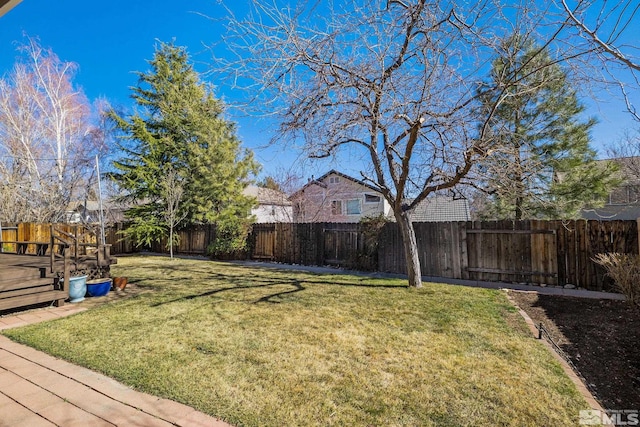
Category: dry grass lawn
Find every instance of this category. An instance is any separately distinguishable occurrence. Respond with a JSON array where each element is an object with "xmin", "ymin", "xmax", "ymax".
[{"xmin": 3, "ymin": 255, "xmax": 589, "ymax": 426}]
